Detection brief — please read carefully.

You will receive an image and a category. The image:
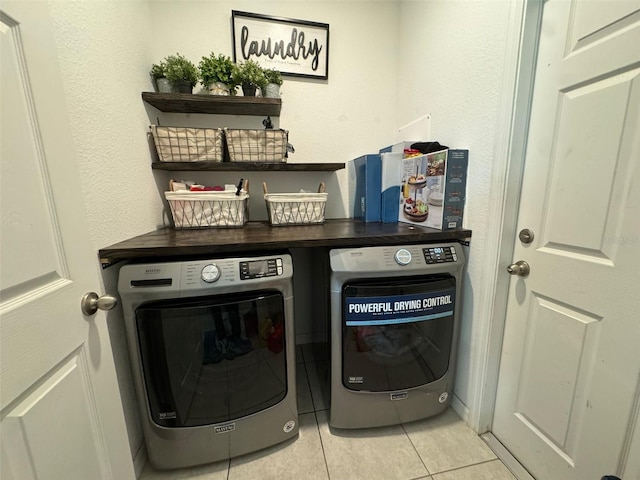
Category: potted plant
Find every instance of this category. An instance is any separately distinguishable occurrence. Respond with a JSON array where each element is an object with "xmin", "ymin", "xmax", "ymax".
[
  {"xmin": 150, "ymin": 62, "xmax": 172, "ymax": 93},
  {"xmin": 263, "ymin": 69, "xmax": 283, "ymax": 98},
  {"xmin": 163, "ymin": 53, "xmax": 198, "ymax": 94},
  {"xmin": 198, "ymin": 53, "xmax": 238, "ymax": 96},
  {"xmin": 233, "ymin": 60, "xmax": 267, "ymax": 96}
]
